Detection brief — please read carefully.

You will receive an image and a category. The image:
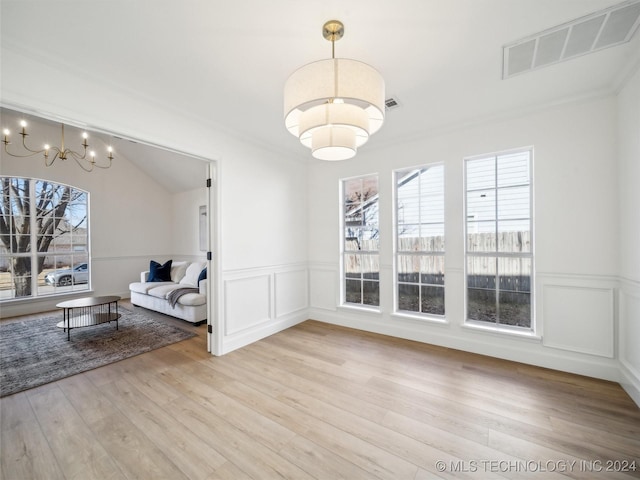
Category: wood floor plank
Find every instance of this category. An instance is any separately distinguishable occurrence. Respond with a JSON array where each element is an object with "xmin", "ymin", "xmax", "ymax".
[
  {"xmin": 202, "ymin": 371, "xmax": 421, "ymax": 480},
  {"xmin": 210, "ymin": 460, "xmax": 255, "ymax": 480},
  {"xmin": 2, "ymin": 312, "xmax": 638, "ymax": 480},
  {"xmin": 56, "ymin": 374, "xmax": 121, "ymax": 426},
  {"xmin": 97, "ymin": 378, "xmax": 223, "ymax": 480},
  {"xmin": 167, "ymin": 394, "xmax": 316, "ymax": 480},
  {"xmin": 379, "ymin": 410, "xmax": 566, "ymax": 480},
  {"xmin": 212, "ymin": 376, "xmax": 424, "ymax": 479},
  {"xmin": 278, "ymin": 434, "xmax": 381, "ymax": 480},
  {"xmin": 27, "ymin": 386, "xmax": 126, "ymax": 480},
  {"xmin": 276, "ymin": 386, "xmax": 505, "ymax": 479},
  {"xmin": 487, "ymin": 429, "xmax": 637, "ymax": 480},
  {"xmin": 549, "ymin": 416, "xmax": 640, "ymax": 458},
  {"xmin": 235, "ymin": 342, "xmax": 390, "ymax": 424},
  {"xmin": 0, "ymin": 392, "xmax": 66, "ymax": 480},
  {"xmin": 90, "ymin": 411, "xmax": 190, "ymax": 480},
  {"xmin": 158, "ymin": 366, "xmax": 298, "ymax": 453}
]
